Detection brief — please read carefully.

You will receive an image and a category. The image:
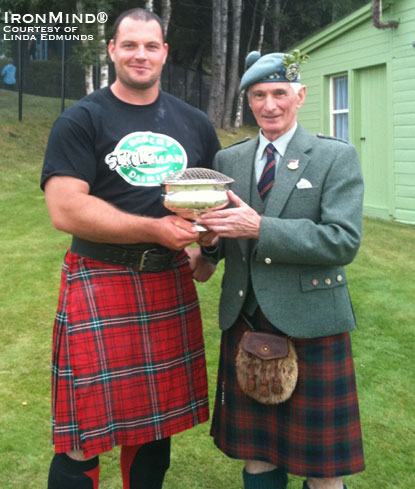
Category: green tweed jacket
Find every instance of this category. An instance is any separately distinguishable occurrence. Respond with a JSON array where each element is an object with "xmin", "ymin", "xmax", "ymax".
[{"xmin": 206, "ymin": 125, "xmax": 364, "ymax": 338}]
